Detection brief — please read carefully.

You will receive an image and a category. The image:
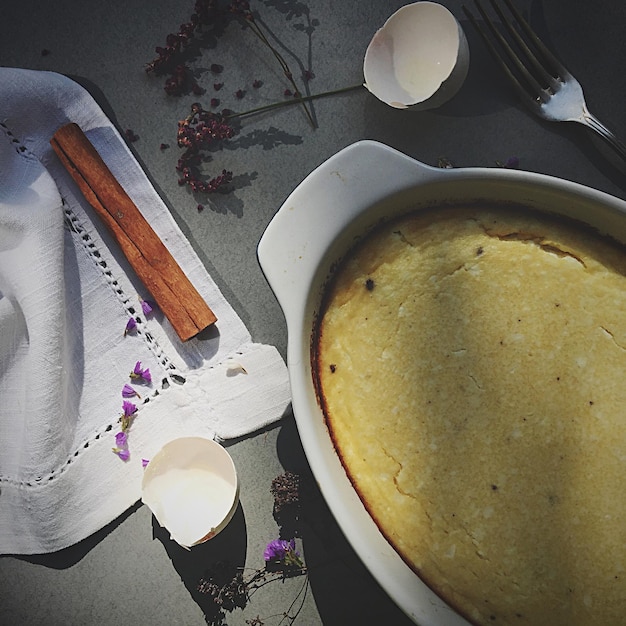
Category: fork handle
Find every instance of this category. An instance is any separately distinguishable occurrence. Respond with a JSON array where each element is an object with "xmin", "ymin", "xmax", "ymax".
[{"xmin": 579, "ymin": 110, "xmax": 626, "ymax": 163}]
